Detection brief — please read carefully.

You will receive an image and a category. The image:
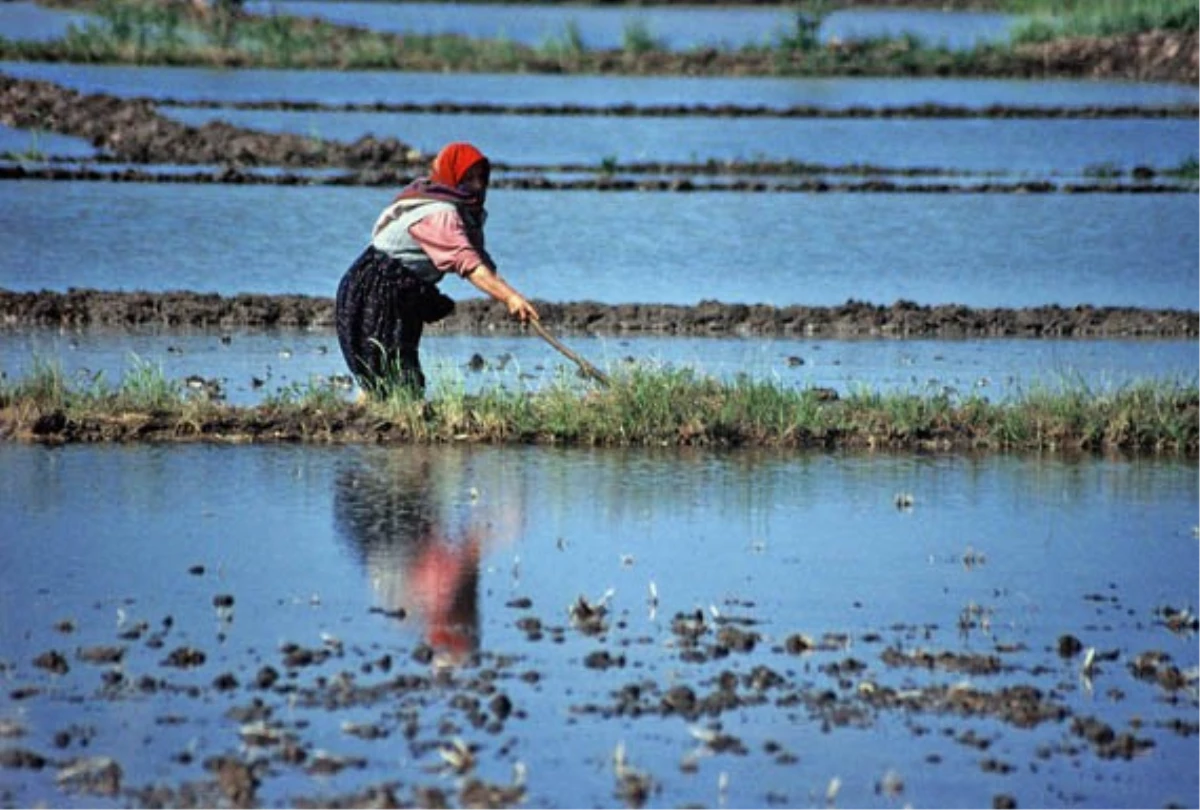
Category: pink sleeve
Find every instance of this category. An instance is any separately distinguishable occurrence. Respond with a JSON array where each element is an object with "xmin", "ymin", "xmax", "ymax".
[{"xmin": 408, "ymin": 208, "xmax": 487, "ymax": 277}]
